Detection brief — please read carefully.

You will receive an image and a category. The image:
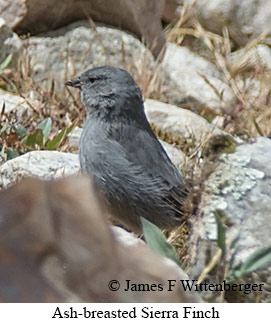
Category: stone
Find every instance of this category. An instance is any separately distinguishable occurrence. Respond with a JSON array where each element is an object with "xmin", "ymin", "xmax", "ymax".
[
  {"xmin": 0, "ymin": 175, "xmax": 202, "ymax": 302},
  {"xmin": 0, "ymin": 150, "xmax": 80, "ymax": 189},
  {"xmin": 189, "ymin": 137, "xmax": 271, "ymax": 299},
  {"xmin": 0, "ymin": 88, "xmax": 29, "ymax": 115},
  {"xmin": 229, "ymin": 44, "xmax": 271, "ymax": 73},
  {"xmin": 186, "ymin": 0, "xmax": 271, "ymax": 45},
  {"xmin": 161, "ymin": 43, "xmax": 235, "ymax": 113},
  {"xmin": 0, "ymin": 18, "xmax": 22, "ymax": 64},
  {"xmin": 163, "ymin": 0, "xmax": 181, "ymax": 23},
  {"xmin": 145, "ymin": 99, "xmax": 222, "ymax": 143},
  {"xmin": 161, "ymin": 140, "xmax": 185, "ymax": 169},
  {"xmin": 25, "ymin": 21, "xmax": 154, "ymax": 91},
  {"xmin": 0, "ymin": 1, "xmax": 26, "ymax": 29}
]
